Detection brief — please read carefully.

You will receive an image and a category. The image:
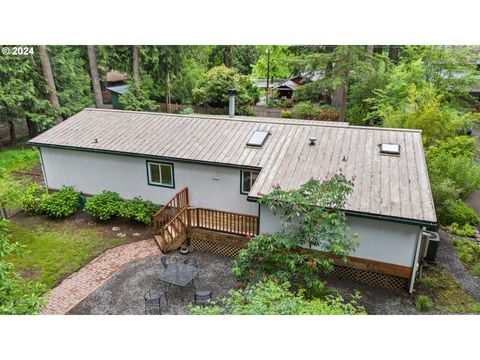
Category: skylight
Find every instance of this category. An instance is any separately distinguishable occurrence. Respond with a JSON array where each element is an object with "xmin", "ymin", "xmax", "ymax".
[
  {"xmin": 379, "ymin": 143, "xmax": 401, "ymax": 155},
  {"xmin": 247, "ymin": 130, "xmax": 270, "ymax": 147}
]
